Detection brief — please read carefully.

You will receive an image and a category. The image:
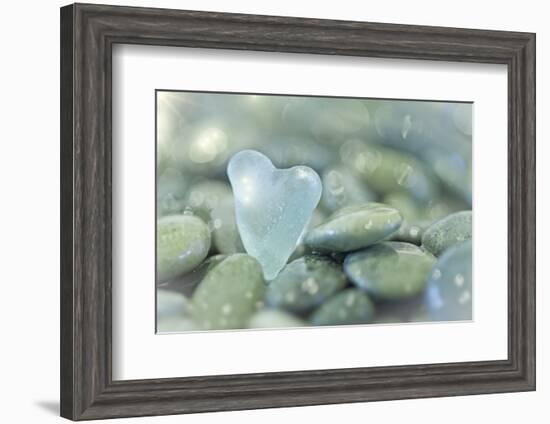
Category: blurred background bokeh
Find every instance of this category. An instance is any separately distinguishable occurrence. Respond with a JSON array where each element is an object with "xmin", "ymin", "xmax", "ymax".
[{"xmin": 156, "ymin": 91, "xmax": 472, "ymax": 333}]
